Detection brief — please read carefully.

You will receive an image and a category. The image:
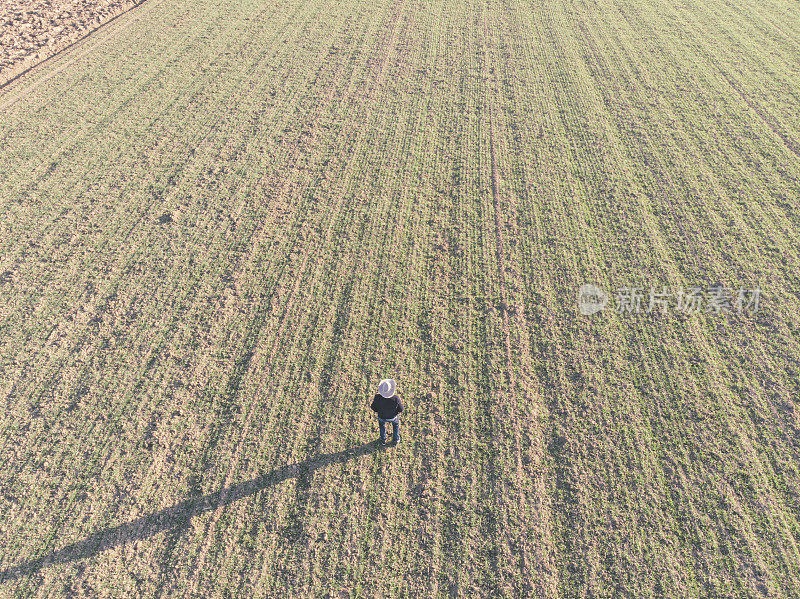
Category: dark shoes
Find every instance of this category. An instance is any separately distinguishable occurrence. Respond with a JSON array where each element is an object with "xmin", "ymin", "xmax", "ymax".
[{"xmin": 379, "ymin": 437, "xmax": 400, "ymax": 446}]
